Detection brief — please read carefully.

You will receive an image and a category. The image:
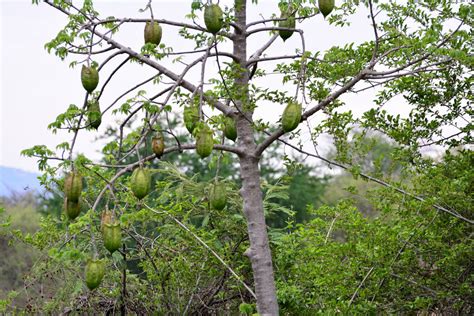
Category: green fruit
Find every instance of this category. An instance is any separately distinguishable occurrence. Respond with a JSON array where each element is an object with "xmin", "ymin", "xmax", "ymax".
[
  {"xmin": 278, "ymin": 12, "xmax": 295, "ymax": 41},
  {"xmin": 64, "ymin": 172, "xmax": 83, "ymax": 203},
  {"xmin": 85, "ymin": 258, "xmax": 105, "ymax": 290},
  {"xmin": 130, "ymin": 167, "xmax": 151, "ymax": 199},
  {"xmin": 101, "ymin": 210, "xmax": 113, "ymax": 233},
  {"xmin": 196, "ymin": 124, "xmax": 214, "ymax": 158},
  {"xmin": 102, "ymin": 221, "xmax": 121, "ymax": 253},
  {"xmin": 204, "ymin": 4, "xmax": 223, "ymax": 34},
  {"xmin": 318, "ymin": 0, "xmax": 335, "ymax": 18},
  {"xmin": 209, "ymin": 183, "xmax": 226, "ymax": 210},
  {"xmin": 144, "ymin": 21, "xmax": 162, "ymax": 45},
  {"xmin": 184, "ymin": 105, "xmax": 200, "ymax": 134},
  {"xmin": 223, "ymin": 117, "xmax": 237, "ymax": 141},
  {"xmin": 152, "ymin": 131, "xmax": 165, "ymax": 158},
  {"xmin": 87, "ymin": 100, "xmax": 101, "ymax": 129},
  {"xmin": 64, "ymin": 197, "xmax": 81, "ymax": 220},
  {"xmin": 81, "ymin": 65, "xmax": 99, "ymax": 93},
  {"xmin": 281, "ymin": 101, "xmax": 302, "ymax": 132}
]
